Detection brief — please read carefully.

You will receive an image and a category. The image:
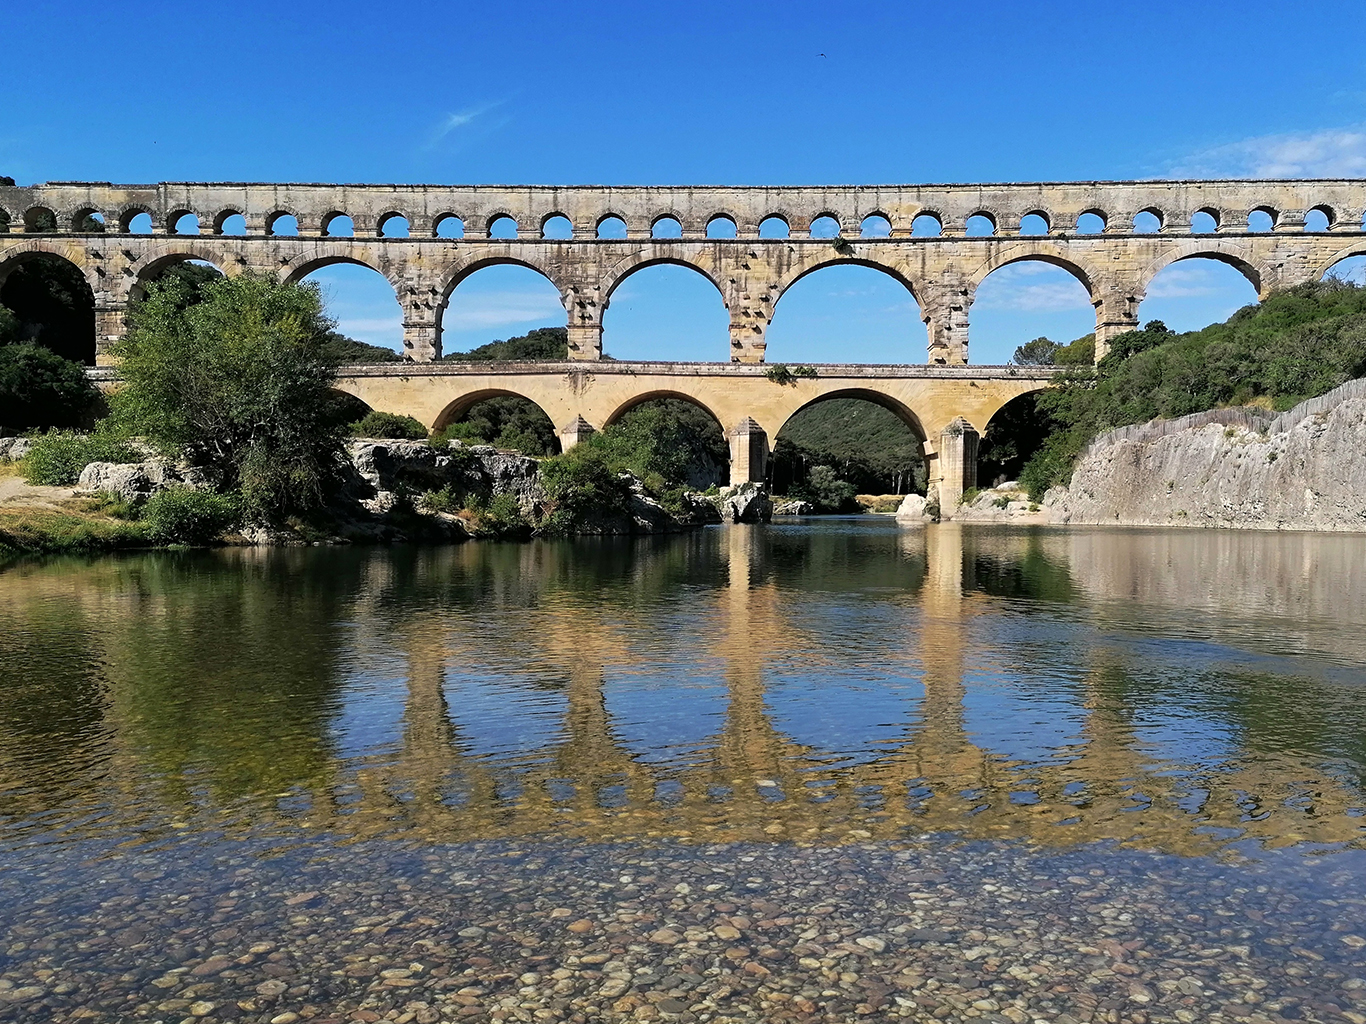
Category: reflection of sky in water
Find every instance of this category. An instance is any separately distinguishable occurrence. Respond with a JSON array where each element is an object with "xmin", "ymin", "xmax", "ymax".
[
  {"xmin": 444, "ymin": 673, "xmax": 567, "ymax": 763},
  {"xmin": 327, "ymin": 637, "xmax": 408, "ymax": 759},
  {"xmin": 604, "ymin": 665, "xmax": 728, "ymax": 765}
]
